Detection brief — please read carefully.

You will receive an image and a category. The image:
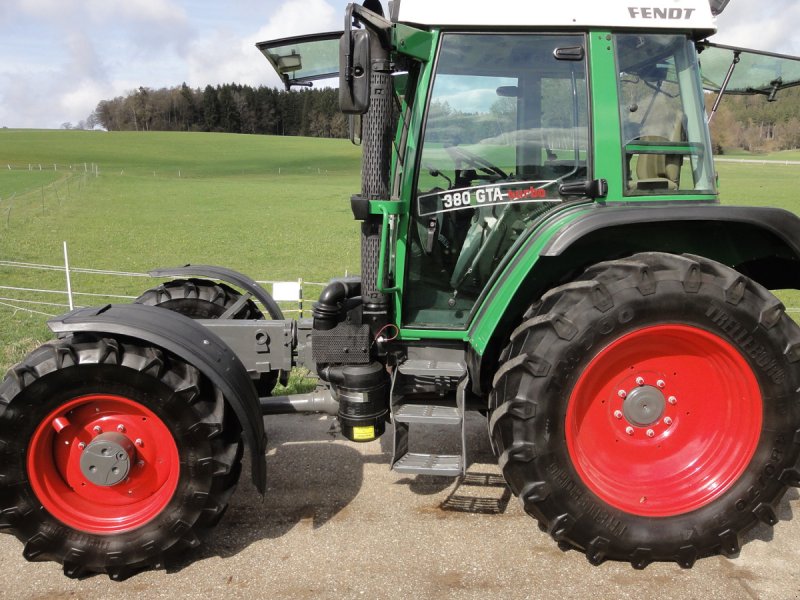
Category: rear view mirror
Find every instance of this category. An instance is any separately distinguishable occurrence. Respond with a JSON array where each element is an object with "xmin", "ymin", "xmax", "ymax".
[{"xmin": 339, "ymin": 29, "xmax": 371, "ymax": 114}]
